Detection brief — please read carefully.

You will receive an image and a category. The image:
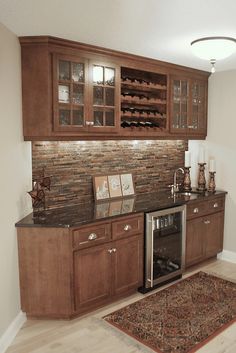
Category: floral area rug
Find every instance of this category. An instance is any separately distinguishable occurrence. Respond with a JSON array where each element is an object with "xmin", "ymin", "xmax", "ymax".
[{"xmin": 104, "ymin": 272, "xmax": 236, "ymax": 353}]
